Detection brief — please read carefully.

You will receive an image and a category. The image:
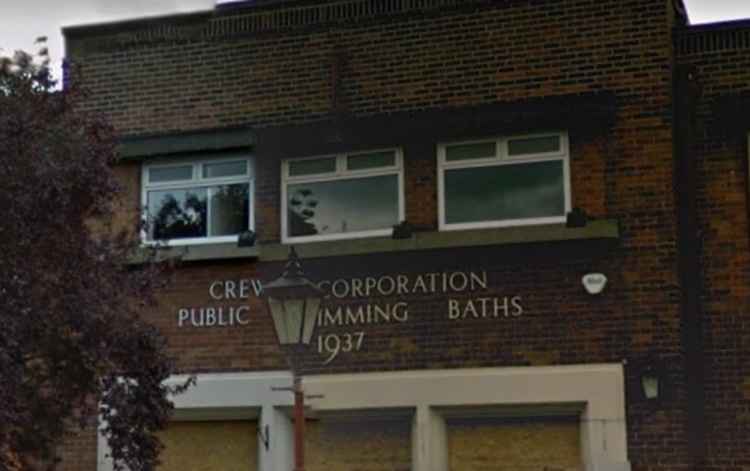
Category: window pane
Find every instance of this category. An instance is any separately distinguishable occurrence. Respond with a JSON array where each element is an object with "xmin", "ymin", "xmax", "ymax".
[
  {"xmin": 507, "ymin": 135, "xmax": 560, "ymax": 156},
  {"xmin": 444, "ymin": 161, "xmax": 565, "ymax": 224},
  {"xmin": 149, "ymin": 165, "xmax": 192, "ymax": 183},
  {"xmin": 347, "ymin": 151, "xmax": 395, "ymax": 170},
  {"xmin": 288, "ymin": 157, "xmax": 336, "ymax": 176},
  {"xmin": 203, "ymin": 160, "xmax": 247, "ymax": 178},
  {"xmin": 209, "ymin": 183, "xmax": 250, "ymax": 236},
  {"xmin": 147, "ymin": 188, "xmax": 207, "ymax": 240},
  {"xmin": 287, "ymin": 175, "xmax": 399, "ymax": 237},
  {"xmin": 445, "ymin": 142, "xmax": 496, "ymax": 161}
]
